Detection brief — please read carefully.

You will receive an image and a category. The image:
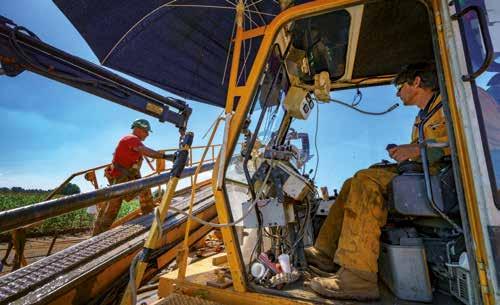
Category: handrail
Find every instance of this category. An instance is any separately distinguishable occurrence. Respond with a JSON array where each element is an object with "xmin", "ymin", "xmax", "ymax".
[
  {"xmin": 46, "ymin": 144, "xmax": 223, "ymax": 200},
  {"xmin": 2, "ymin": 144, "xmax": 223, "ymax": 237},
  {"xmin": 451, "ymin": 5, "xmax": 494, "ymax": 81},
  {"xmin": 1, "ymin": 143, "xmax": 223, "ymax": 270},
  {"xmin": 44, "ymin": 164, "xmax": 109, "ymax": 200},
  {"xmin": 0, "ymin": 162, "xmax": 215, "ymax": 233},
  {"xmin": 4, "ymin": 142, "xmax": 234, "ymax": 235}
]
